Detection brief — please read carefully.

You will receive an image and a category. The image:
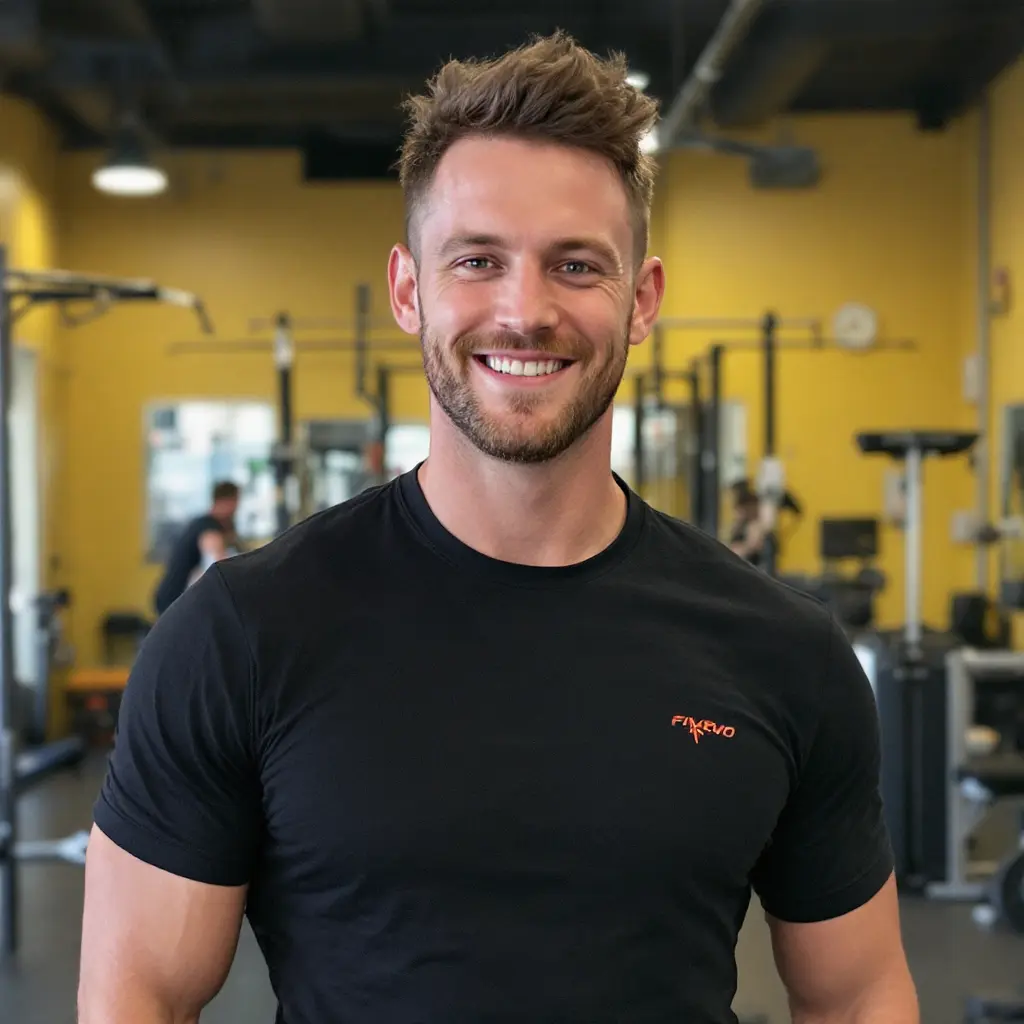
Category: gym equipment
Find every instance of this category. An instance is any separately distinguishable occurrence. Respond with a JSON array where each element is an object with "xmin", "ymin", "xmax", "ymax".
[
  {"xmin": 931, "ymin": 649, "xmax": 1024, "ymax": 902},
  {"xmin": 168, "ymin": 284, "xmax": 420, "ymax": 532},
  {"xmin": 958, "ymin": 696, "xmax": 1024, "ymax": 1020},
  {"xmin": 853, "ymin": 431, "xmax": 980, "ymax": 894},
  {"xmin": 0, "ymin": 245, "xmax": 213, "ymax": 957},
  {"xmin": 697, "ymin": 315, "xmax": 916, "ymax": 570}
]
